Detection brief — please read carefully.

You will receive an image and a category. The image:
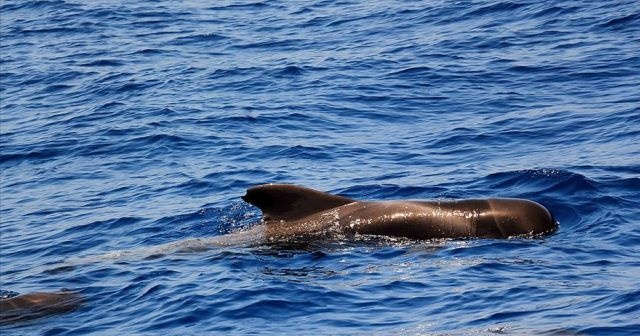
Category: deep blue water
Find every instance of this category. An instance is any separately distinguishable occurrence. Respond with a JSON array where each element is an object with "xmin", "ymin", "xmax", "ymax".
[{"xmin": 1, "ymin": 0, "xmax": 639, "ymax": 334}]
